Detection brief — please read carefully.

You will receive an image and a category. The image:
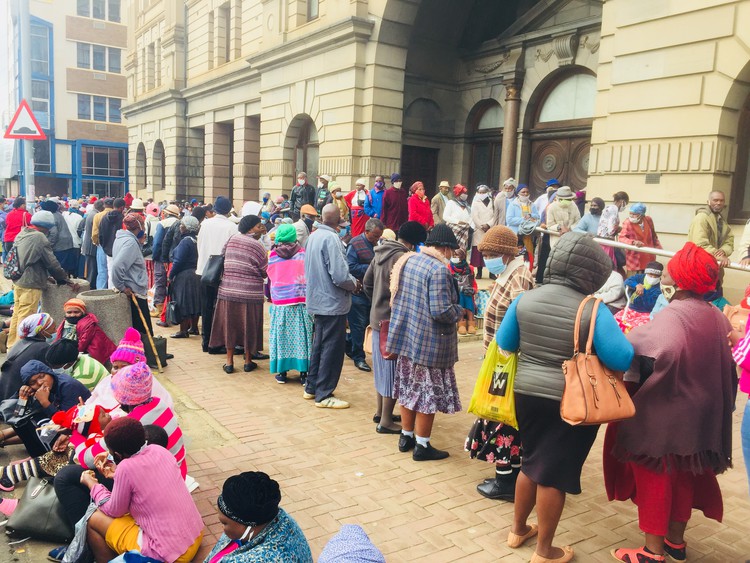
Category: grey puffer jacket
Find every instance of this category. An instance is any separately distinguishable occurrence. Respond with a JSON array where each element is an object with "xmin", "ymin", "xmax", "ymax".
[
  {"xmin": 363, "ymin": 239, "xmax": 409, "ymax": 327},
  {"xmin": 514, "ymin": 231, "xmax": 612, "ymax": 401},
  {"xmin": 13, "ymin": 227, "xmax": 68, "ymax": 289}
]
